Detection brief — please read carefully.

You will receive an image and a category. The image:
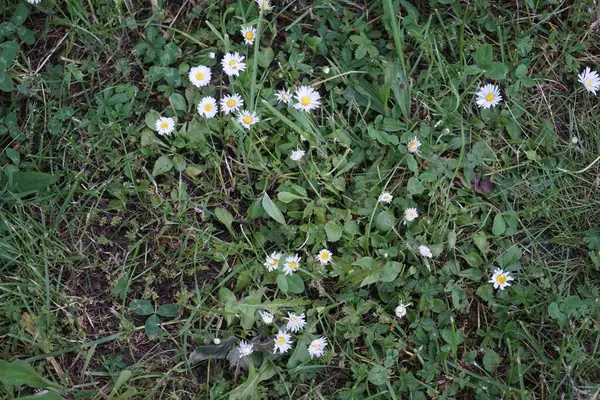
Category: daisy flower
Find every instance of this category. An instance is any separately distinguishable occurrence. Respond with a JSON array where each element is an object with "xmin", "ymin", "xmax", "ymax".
[
  {"xmin": 405, "ymin": 207, "xmax": 418, "ymax": 222},
  {"xmin": 308, "ymin": 336, "xmax": 328, "ymax": 359},
  {"xmin": 283, "ymin": 254, "xmax": 301, "ymax": 275},
  {"xmin": 407, "ymin": 137, "xmax": 421, "ymax": 153},
  {"xmin": 294, "ymin": 86, "xmax": 321, "ymax": 112},
  {"xmin": 285, "ymin": 312, "xmax": 306, "ymax": 333},
  {"xmin": 222, "ymin": 52, "xmax": 246, "ymax": 77},
  {"xmin": 290, "ymin": 148, "xmax": 305, "ymax": 161},
  {"xmin": 256, "ymin": 0, "xmax": 273, "ymax": 11},
  {"xmin": 188, "ymin": 65, "xmax": 211, "ymax": 88},
  {"xmin": 220, "ymin": 94, "xmax": 243, "ymax": 115},
  {"xmin": 237, "ymin": 110, "xmax": 259, "ymax": 128},
  {"xmin": 395, "ymin": 300, "xmax": 409, "ymax": 319},
  {"xmin": 197, "ymin": 96, "xmax": 218, "ymax": 119},
  {"xmin": 418, "ymin": 245, "xmax": 432, "ymax": 258},
  {"xmin": 263, "ymin": 251, "xmax": 281, "ymax": 272},
  {"xmin": 475, "ymin": 83, "xmax": 502, "ymax": 109},
  {"xmin": 578, "ymin": 67, "xmax": 600, "ymax": 95},
  {"xmin": 273, "ymin": 330, "xmax": 292, "ymax": 354},
  {"xmin": 240, "ymin": 26, "xmax": 257, "ymax": 45},
  {"xmin": 316, "ymin": 249, "xmax": 332, "ymax": 265},
  {"xmin": 276, "ymin": 89, "xmax": 292, "ymax": 104},
  {"xmin": 489, "ymin": 268, "xmax": 514, "ymax": 290},
  {"xmin": 238, "ymin": 340, "xmax": 254, "ymax": 357},
  {"xmin": 155, "ymin": 116, "xmax": 175, "ymax": 136},
  {"xmin": 378, "ymin": 192, "xmax": 393, "ymax": 204},
  {"xmin": 259, "ymin": 311, "xmax": 274, "ymax": 324},
  {"xmin": 26, "ymin": 0, "xmax": 42, "ymax": 4},
  {"xmin": 208, "ymin": 52, "xmax": 216, "ymax": 59}
]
